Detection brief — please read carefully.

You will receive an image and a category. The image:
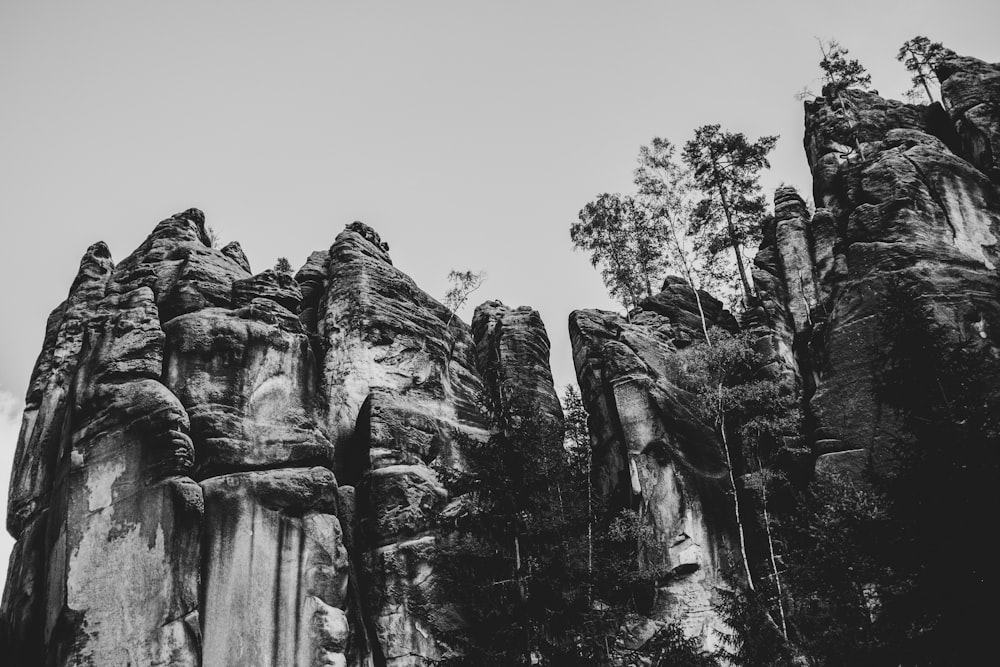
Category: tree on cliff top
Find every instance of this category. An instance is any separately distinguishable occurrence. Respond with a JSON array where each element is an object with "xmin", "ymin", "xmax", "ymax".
[
  {"xmin": 817, "ymin": 39, "xmax": 871, "ymax": 159},
  {"xmin": 897, "ymin": 36, "xmax": 955, "ymax": 104},
  {"xmin": 443, "ymin": 269, "xmax": 485, "ymax": 325},
  {"xmin": 682, "ymin": 125, "xmax": 777, "ymax": 304},
  {"xmin": 818, "ymin": 39, "xmax": 871, "ymax": 95},
  {"xmin": 634, "ymin": 137, "xmax": 722, "ymax": 341},
  {"xmin": 571, "ymin": 192, "xmax": 667, "ymax": 313}
]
